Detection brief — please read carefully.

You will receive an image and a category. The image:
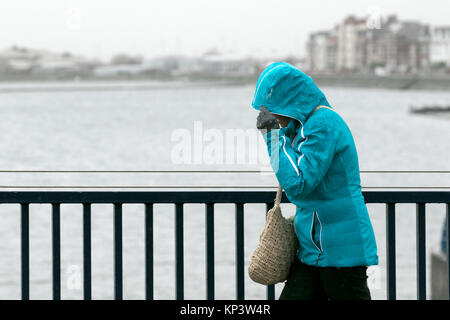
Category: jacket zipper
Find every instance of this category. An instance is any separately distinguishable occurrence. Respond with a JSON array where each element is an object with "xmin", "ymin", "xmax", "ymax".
[{"xmin": 310, "ymin": 211, "xmax": 323, "ymax": 265}]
